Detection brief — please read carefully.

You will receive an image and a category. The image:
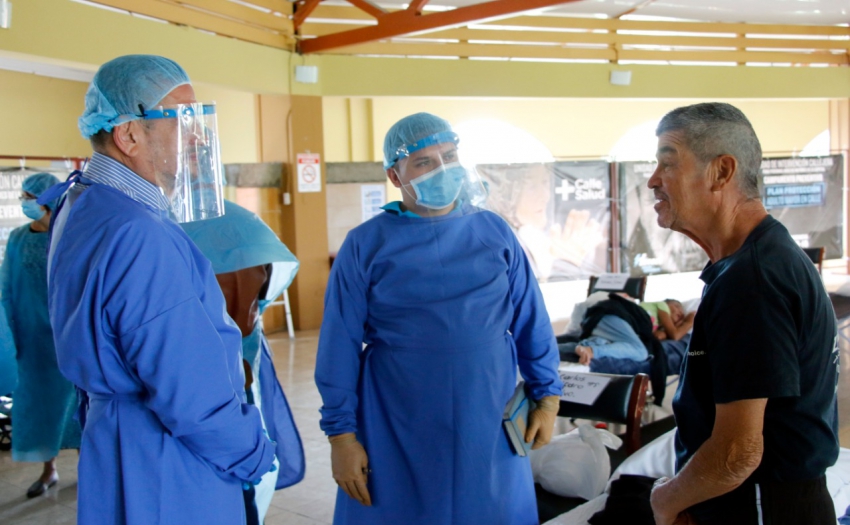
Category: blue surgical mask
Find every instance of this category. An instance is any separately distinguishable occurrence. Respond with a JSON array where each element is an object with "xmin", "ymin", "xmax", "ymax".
[
  {"xmin": 408, "ymin": 162, "xmax": 466, "ymax": 210},
  {"xmin": 22, "ymin": 200, "xmax": 45, "ymax": 221},
  {"xmin": 241, "ymin": 323, "xmax": 262, "ymax": 374}
]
